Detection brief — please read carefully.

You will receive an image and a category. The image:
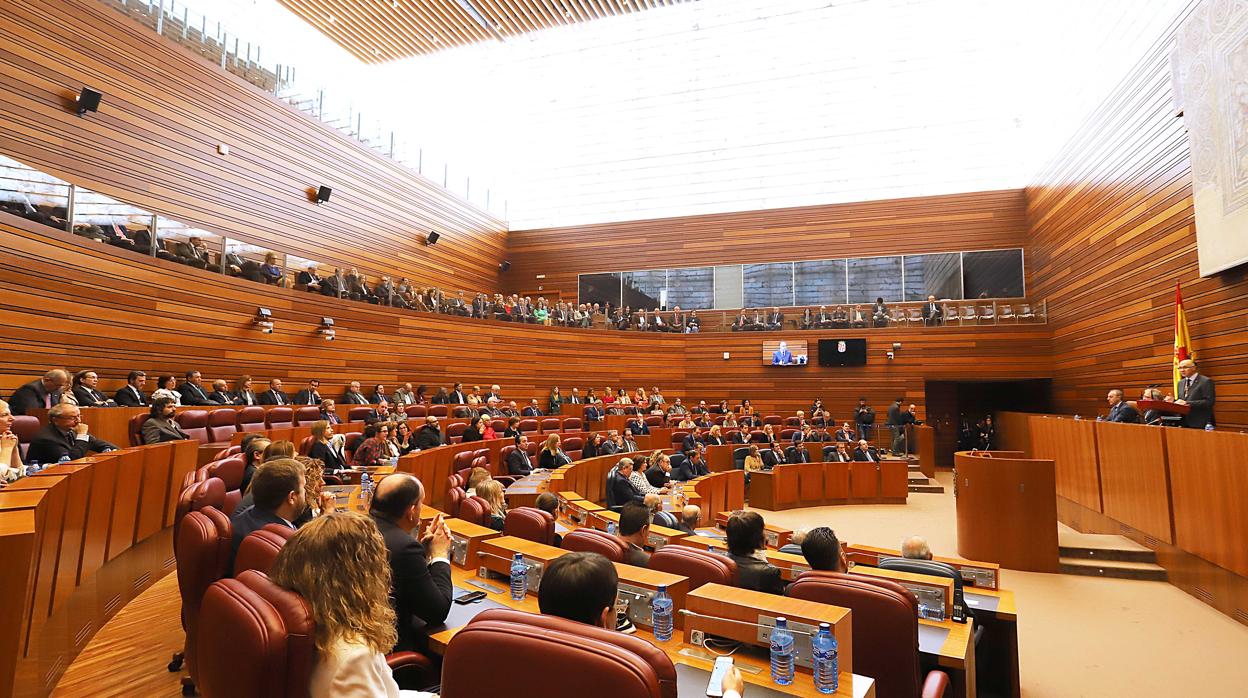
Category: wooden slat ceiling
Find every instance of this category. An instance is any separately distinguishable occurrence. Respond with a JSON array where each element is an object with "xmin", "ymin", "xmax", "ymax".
[{"xmin": 277, "ymin": 0, "xmax": 694, "ymax": 63}]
